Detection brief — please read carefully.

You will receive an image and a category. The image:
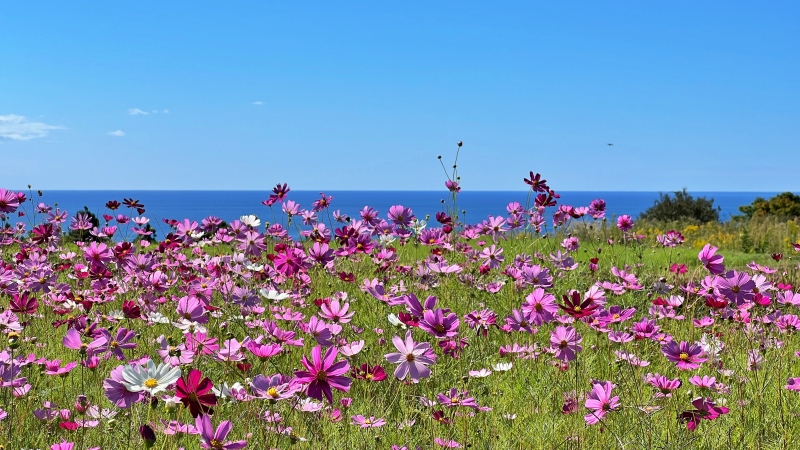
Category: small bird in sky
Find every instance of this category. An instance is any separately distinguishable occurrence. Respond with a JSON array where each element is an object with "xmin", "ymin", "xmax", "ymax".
[{"xmin": 607, "ymin": 143, "xmax": 613, "ymax": 146}]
